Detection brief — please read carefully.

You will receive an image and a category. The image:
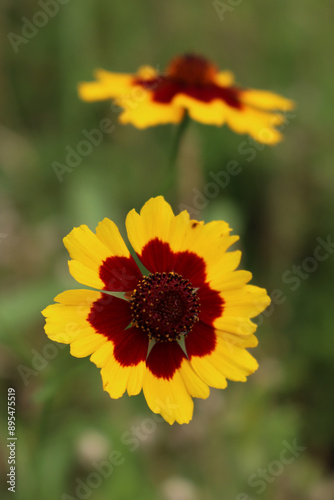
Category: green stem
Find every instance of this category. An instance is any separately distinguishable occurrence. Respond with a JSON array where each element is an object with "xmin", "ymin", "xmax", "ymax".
[{"xmin": 159, "ymin": 113, "xmax": 190, "ymax": 197}]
